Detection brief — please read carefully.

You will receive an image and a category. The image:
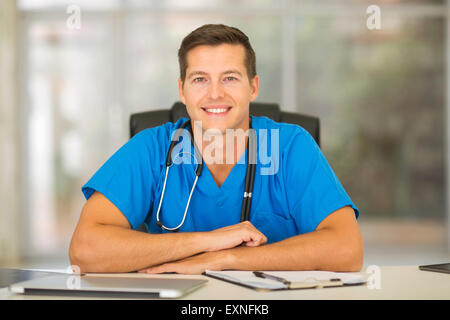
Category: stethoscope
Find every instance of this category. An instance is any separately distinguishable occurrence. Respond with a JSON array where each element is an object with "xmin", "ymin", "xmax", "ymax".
[{"xmin": 156, "ymin": 119, "xmax": 256, "ymax": 232}]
